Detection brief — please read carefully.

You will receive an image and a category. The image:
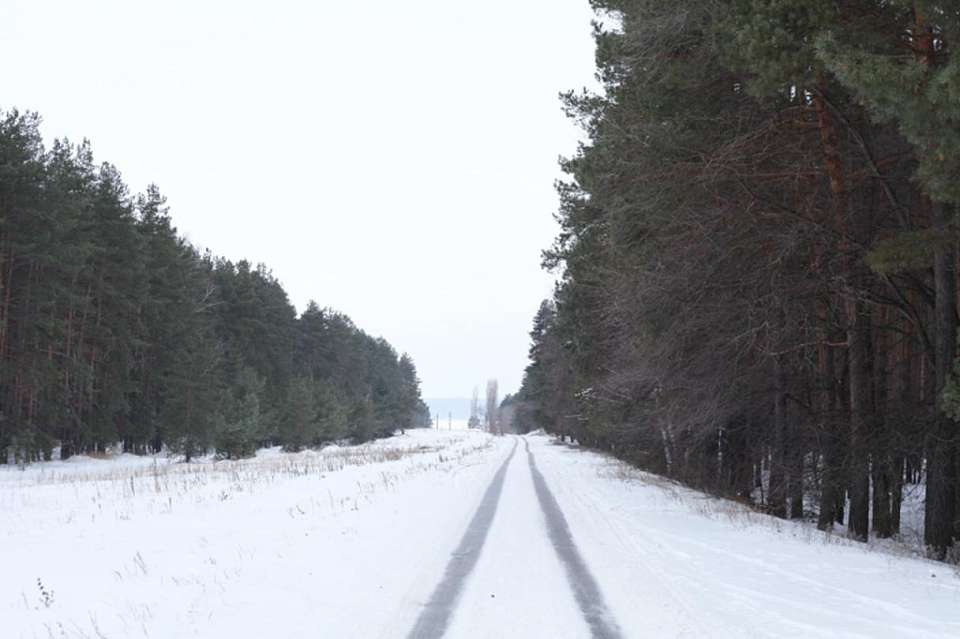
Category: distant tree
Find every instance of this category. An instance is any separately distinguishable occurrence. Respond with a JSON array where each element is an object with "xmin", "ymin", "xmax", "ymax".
[
  {"xmin": 499, "ymin": 394, "xmax": 517, "ymax": 435},
  {"xmin": 468, "ymin": 386, "xmax": 482, "ymax": 429},
  {"xmin": 314, "ymin": 380, "xmax": 348, "ymax": 443},
  {"xmin": 396, "ymin": 354, "xmax": 423, "ymax": 434},
  {"xmin": 413, "ymin": 400, "xmax": 432, "ymax": 428},
  {"xmin": 485, "ymin": 379, "xmax": 499, "ymax": 435},
  {"xmin": 216, "ymin": 367, "xmax": 265, "ymax": 459},
  {"xmin": 348, "ymin": 396, "xmax": 376, "ymax": 444},
  {"xmin": 279, "ymin": 377, "xmax": 318, "ymax": 452},
  {"xmin": 161, "ymin": 318, "xmax": 223, "ymax": 462},
  {"xmin": 0, "ymin": 107, "xmax": 426, "ymax": 465}
]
